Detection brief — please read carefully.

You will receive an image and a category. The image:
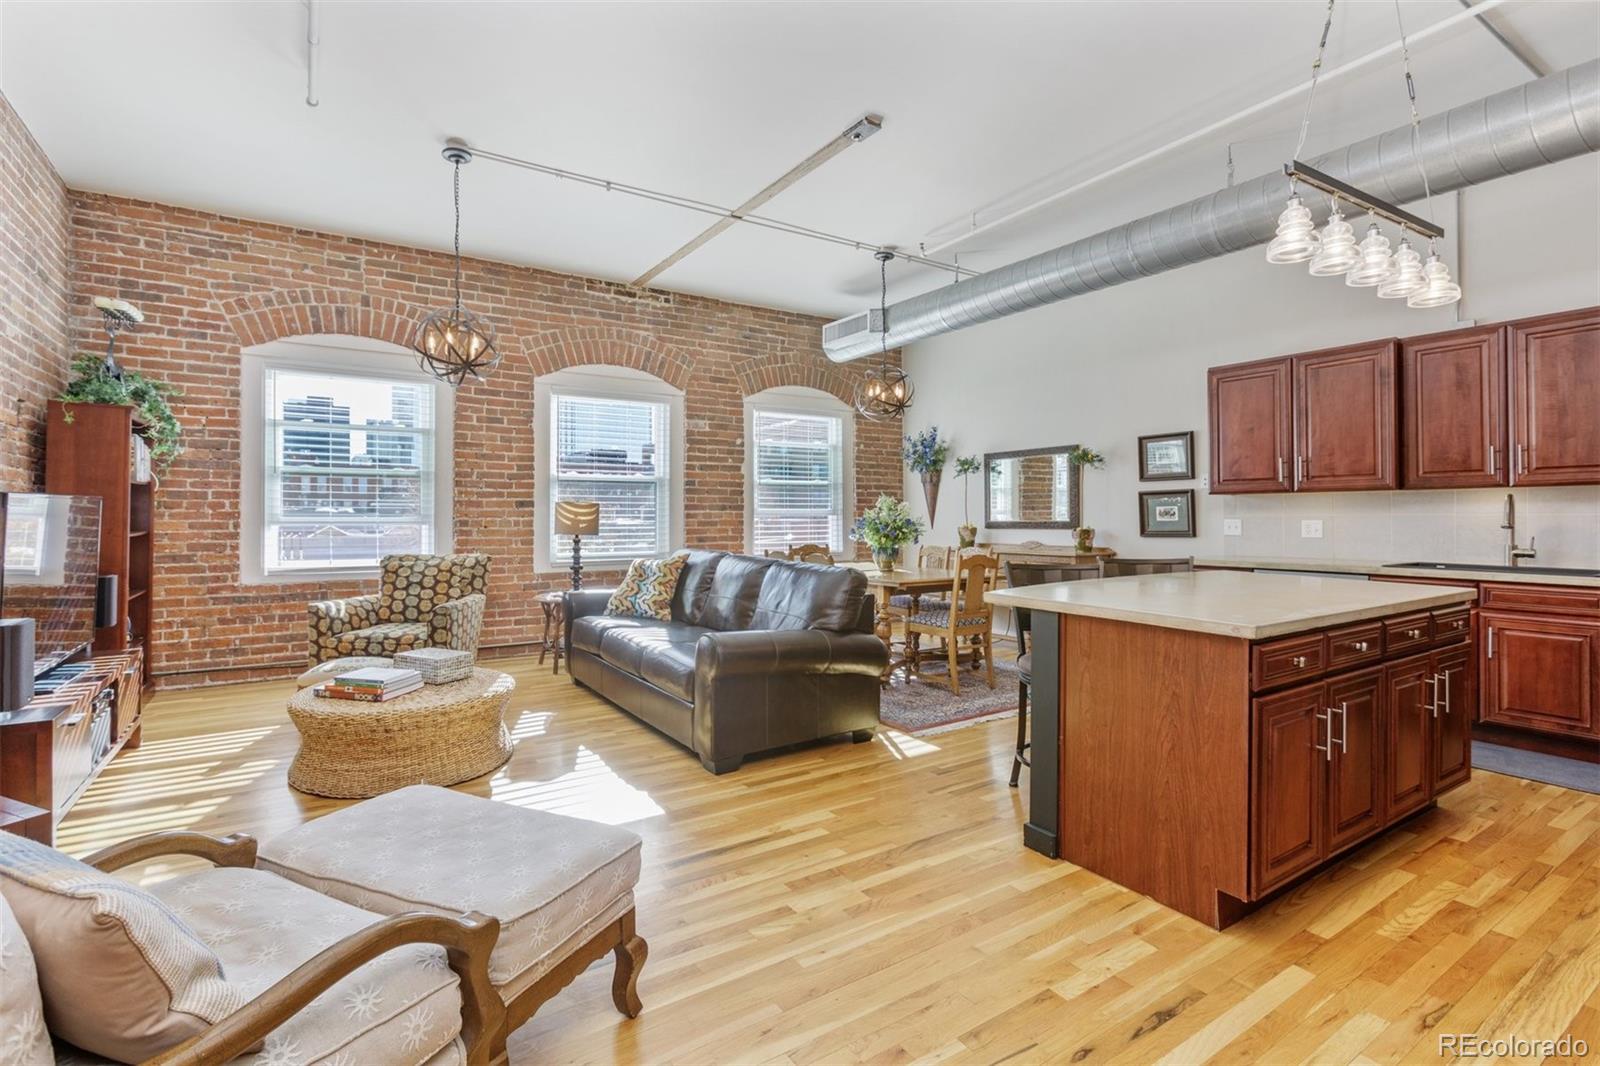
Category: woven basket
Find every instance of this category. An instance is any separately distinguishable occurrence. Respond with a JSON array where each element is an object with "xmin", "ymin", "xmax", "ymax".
[{"xmin": 393, "ymin": 647, "xmax": 474, "ymax": 685}]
